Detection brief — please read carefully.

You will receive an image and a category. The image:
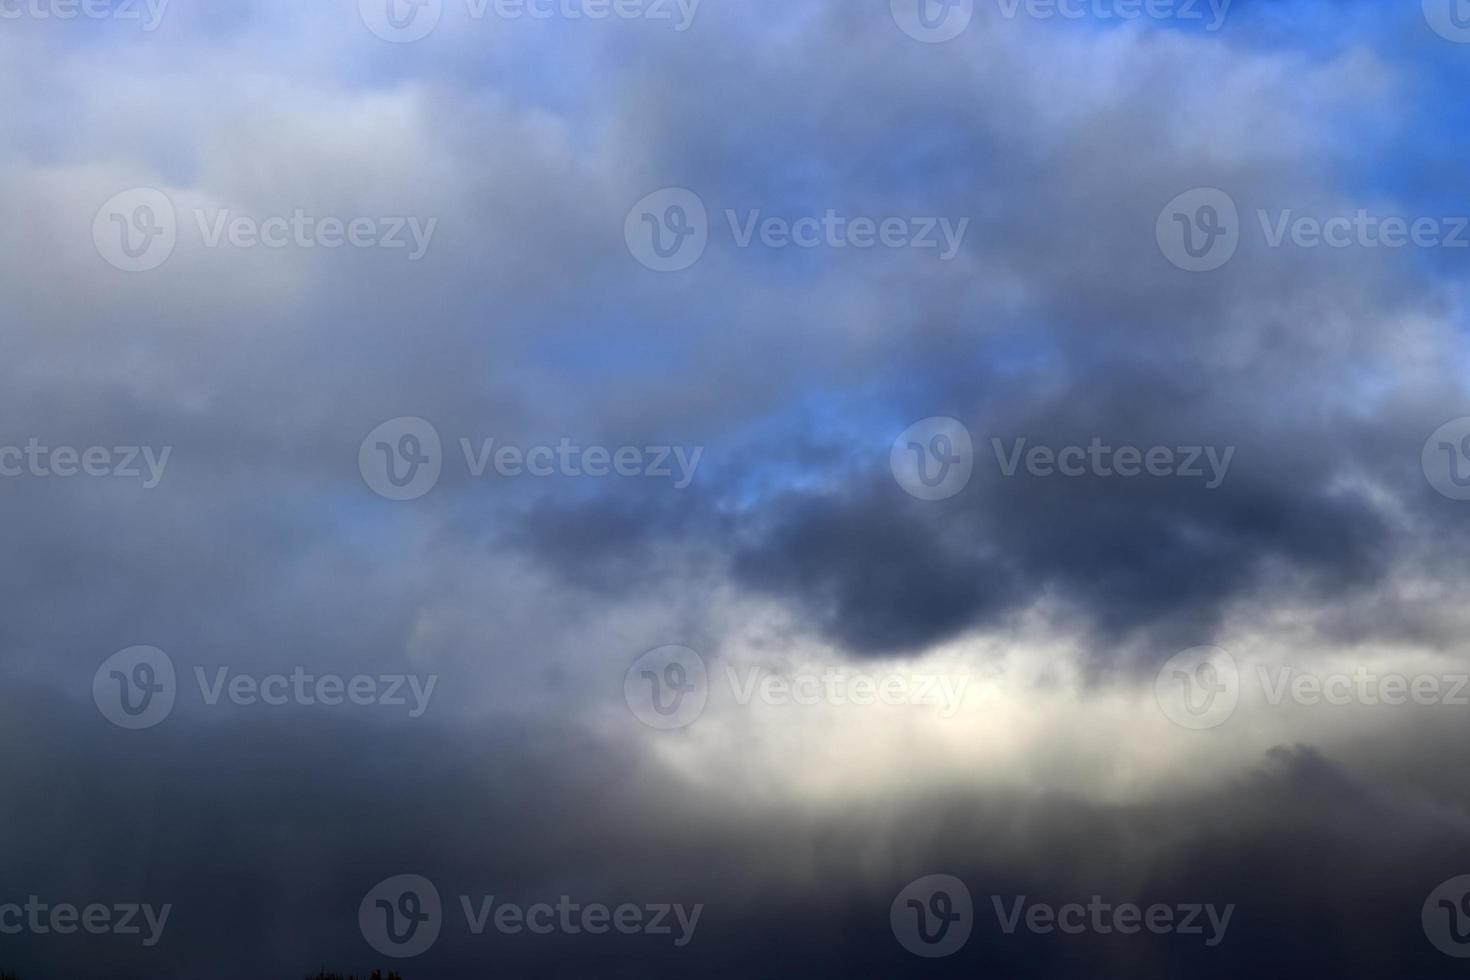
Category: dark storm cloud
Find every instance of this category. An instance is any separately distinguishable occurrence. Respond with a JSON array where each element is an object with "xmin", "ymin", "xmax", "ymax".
[
  {"xmin": 729, "ymin": 461, "xmax": 1395, "ymax": 660},
  {"xmin": 5, "ymin": 687, "xmax": 1470, "ymax": 979},
  {"xmin": 497, "ymin": 396, "xmax": 1415, "ymax": 663},
  {"xmin": 449, "ymin": 2, "xmax": 1468, "ymax": 662},
  {"xmin": 500, "ymin": 350, "xmax": 1441, "ymax": 662}
]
